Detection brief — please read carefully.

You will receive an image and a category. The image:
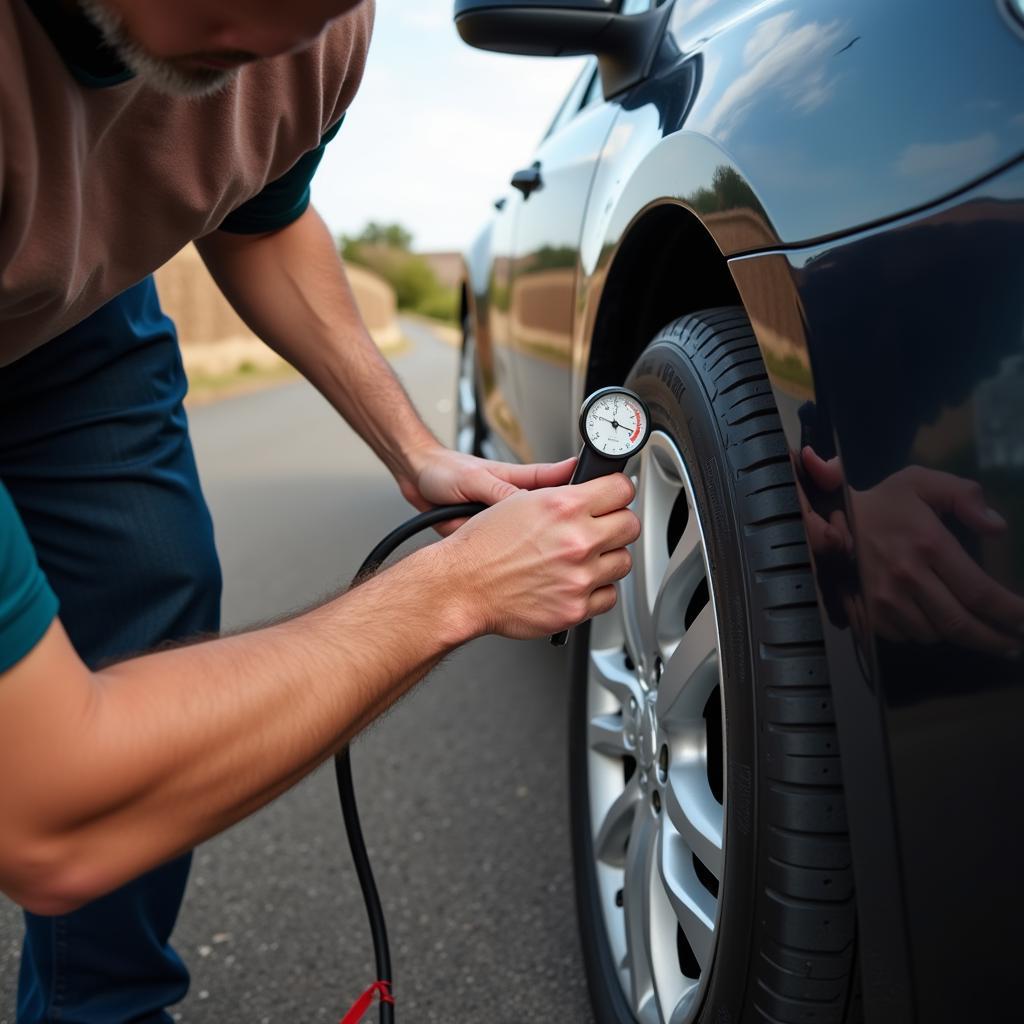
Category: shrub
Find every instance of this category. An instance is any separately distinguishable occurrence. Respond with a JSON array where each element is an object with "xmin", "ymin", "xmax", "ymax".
[
  {"xmin": 415, "ymin": 287, "xmax": 458, "ymax": 323},
  {"xmin": 340, "ymin": 223, "xmax": 457, "ymax": 322}
]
